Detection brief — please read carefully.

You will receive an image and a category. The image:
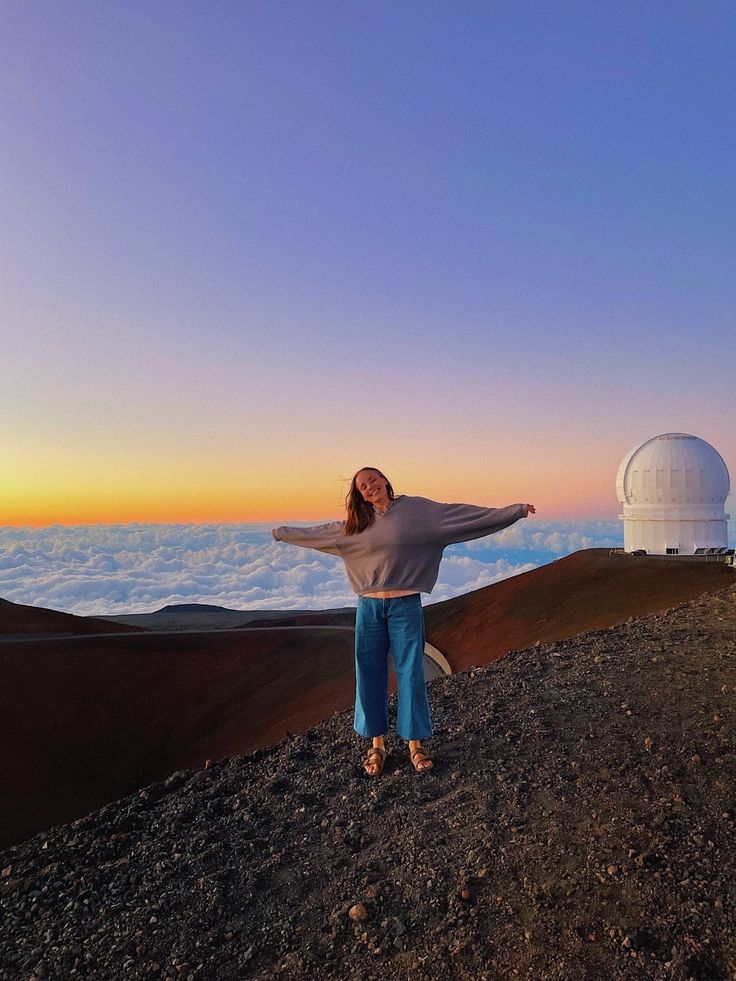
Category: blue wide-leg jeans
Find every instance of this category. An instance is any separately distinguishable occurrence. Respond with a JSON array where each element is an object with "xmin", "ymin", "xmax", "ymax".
[{"xmin": 353, "ymin": 594, "xmax": 433, "ymax": 741}]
